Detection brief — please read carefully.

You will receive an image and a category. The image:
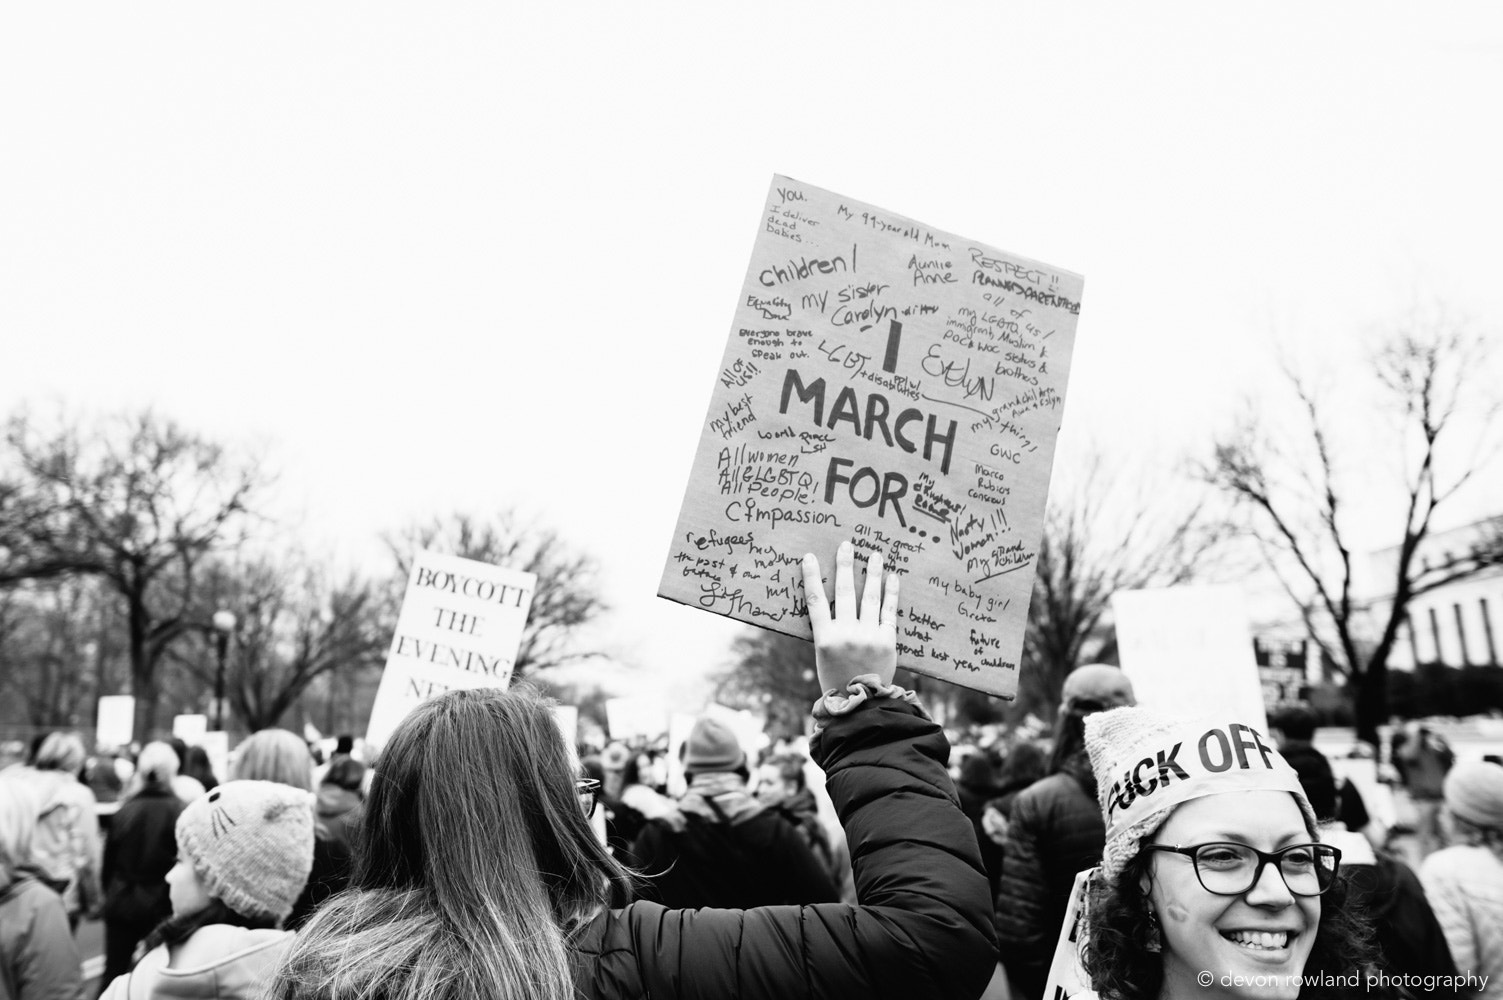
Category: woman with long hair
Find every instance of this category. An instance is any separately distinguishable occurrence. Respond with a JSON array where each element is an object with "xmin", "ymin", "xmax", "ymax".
[
  {"xmin": 267, "ymin": 543, "xmax": 997, "ymax": 1000},
  {"xmin": 1077, "ymin": 706, "xmax": 1370, "ymax": 1000}
]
